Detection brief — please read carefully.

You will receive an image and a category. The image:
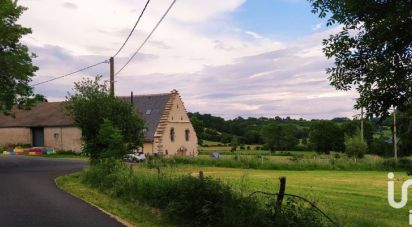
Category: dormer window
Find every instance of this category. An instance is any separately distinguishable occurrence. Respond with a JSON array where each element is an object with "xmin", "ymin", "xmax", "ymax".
[
  {"xmin": 146, "ymin": 109, "xmax": 152, "ymax": 115},
  {"xmin": 170, "ymin": 128, "xmax": 175, "ymax": 142}
]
